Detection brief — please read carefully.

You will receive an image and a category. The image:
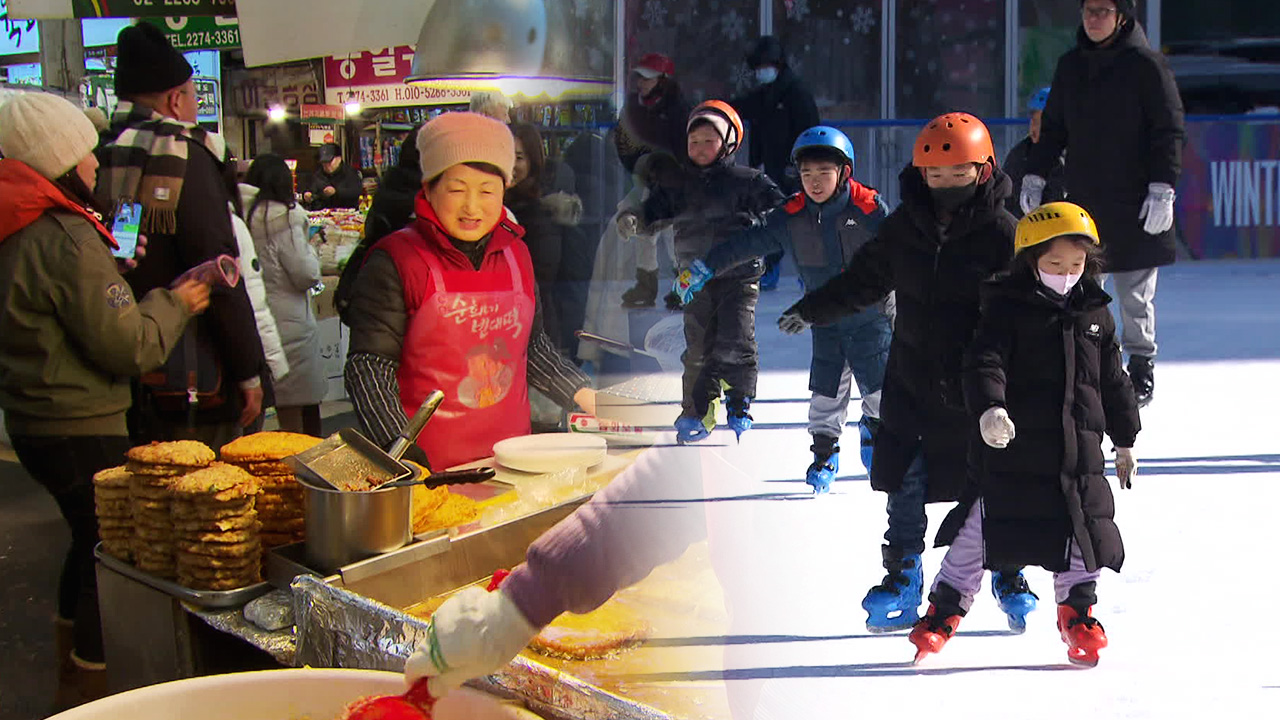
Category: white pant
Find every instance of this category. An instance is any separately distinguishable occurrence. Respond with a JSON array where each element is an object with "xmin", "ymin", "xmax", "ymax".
[
  {"xmin": 807, "ymin": 365, "xmax": 881, "ymax": 439},
  {"xmin": 1104, "ymin": 268, "xmax": 1159, "ymax": 358},
  {"xmin": 932, "ymin": 502, "xmax": 1100, "ymax": 612},
  {"xmin": 635, "ymin": 226, "xmax": 675, "ymax": 273}
]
